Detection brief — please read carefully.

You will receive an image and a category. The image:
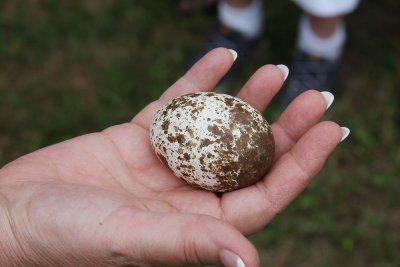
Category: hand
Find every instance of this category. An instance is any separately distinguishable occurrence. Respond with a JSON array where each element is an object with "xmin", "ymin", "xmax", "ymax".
[{"xmin": 0, "ymin": 48, "xmax": 345, "ymax": 267}]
